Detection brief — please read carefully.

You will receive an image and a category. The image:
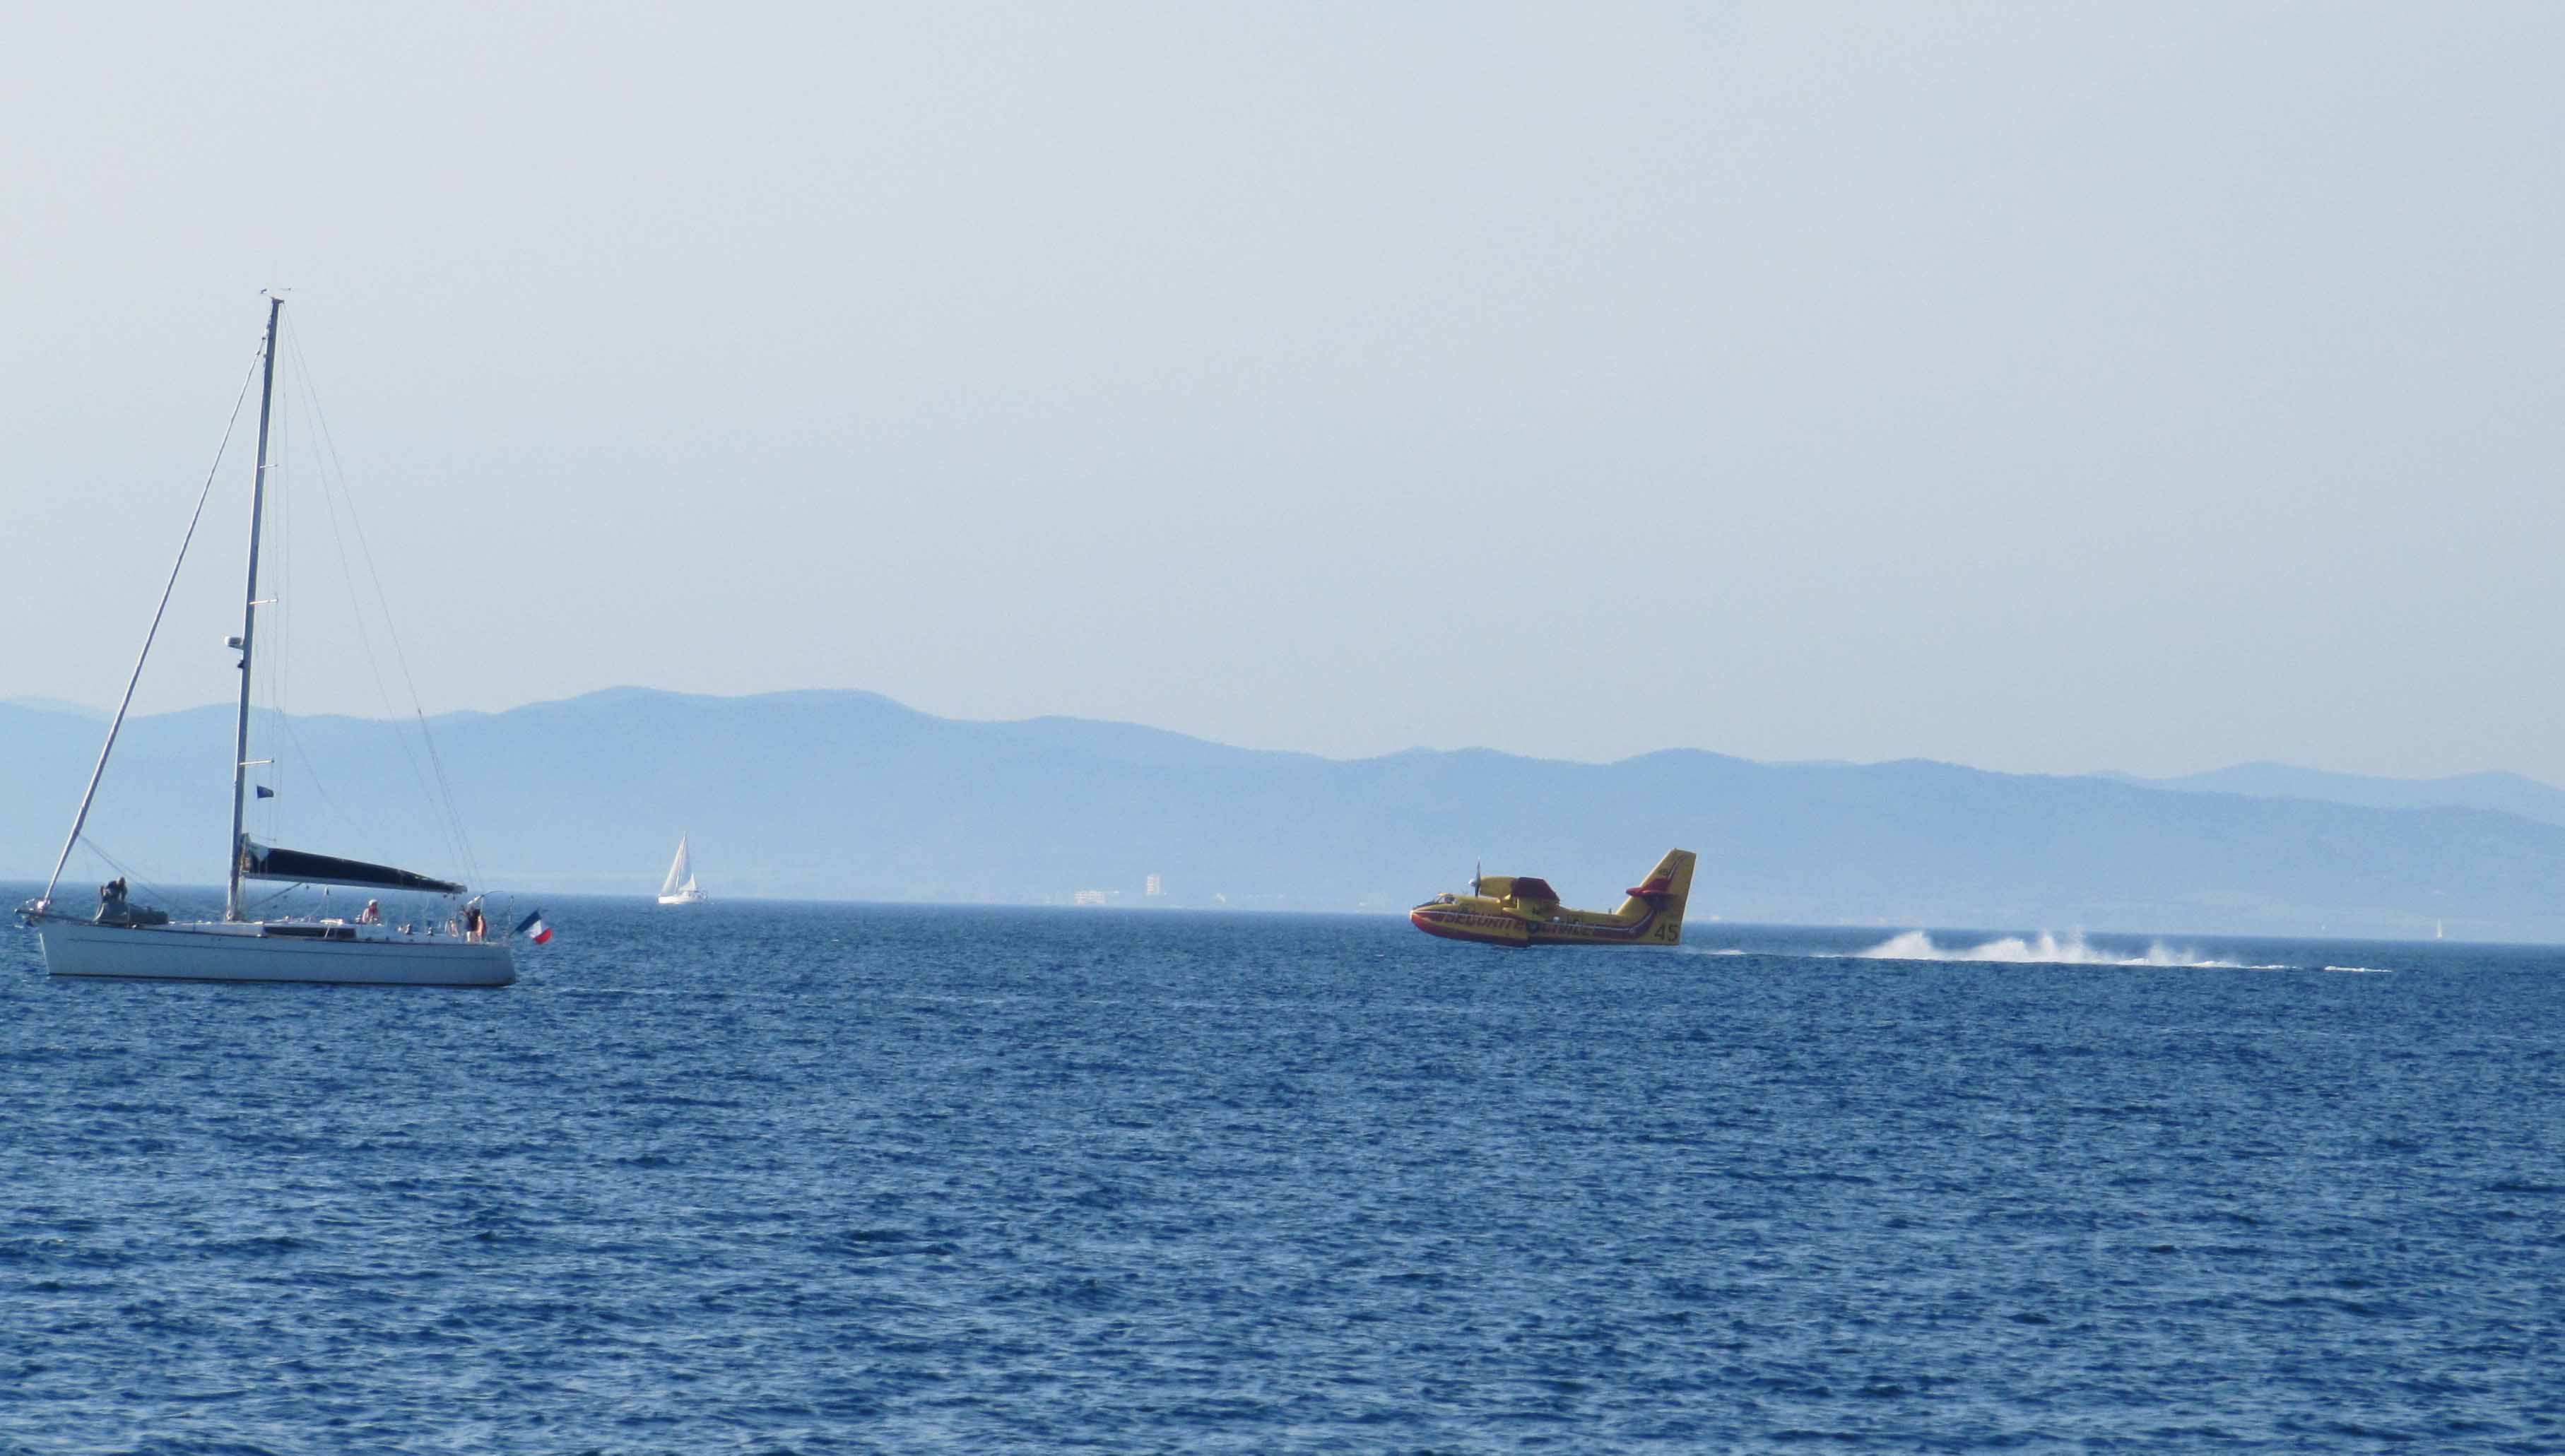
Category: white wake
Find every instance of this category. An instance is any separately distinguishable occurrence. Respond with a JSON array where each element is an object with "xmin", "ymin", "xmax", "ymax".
[{"xmin": 1848, "ymin": 930, "xmax": 2286, "ymax": 970}]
